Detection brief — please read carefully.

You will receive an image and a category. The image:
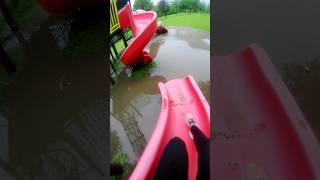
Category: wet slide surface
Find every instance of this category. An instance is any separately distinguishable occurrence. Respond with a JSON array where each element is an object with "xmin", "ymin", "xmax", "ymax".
[
  {"xmin": 130, "ymin": 76, "xmax": 210, "ymax": 180},
  {"xmin": 212, "ymin": 44, "xmax": 320, "ymax": 179}
]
